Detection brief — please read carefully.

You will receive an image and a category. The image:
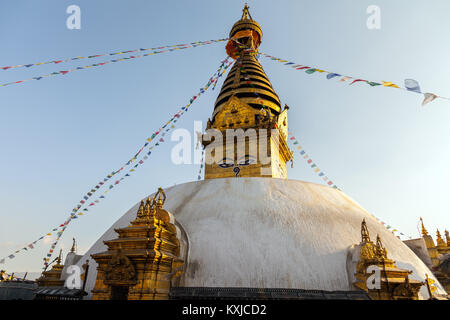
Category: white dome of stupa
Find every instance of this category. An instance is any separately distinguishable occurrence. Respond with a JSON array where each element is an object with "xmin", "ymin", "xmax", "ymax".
[{"xmin": 76, "ymin": 177, "xmax": 446, "ymax": 299}]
